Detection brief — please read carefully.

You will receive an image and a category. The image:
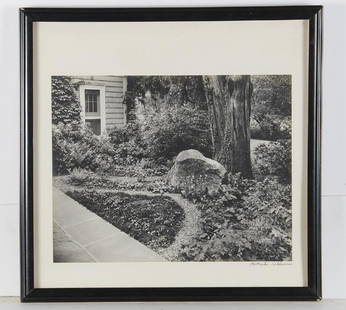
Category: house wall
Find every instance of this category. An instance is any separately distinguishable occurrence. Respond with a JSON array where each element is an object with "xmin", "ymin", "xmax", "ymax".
[{"xmin": 71, "ymin": 75, "xmax": 127, "ymax": 130}]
